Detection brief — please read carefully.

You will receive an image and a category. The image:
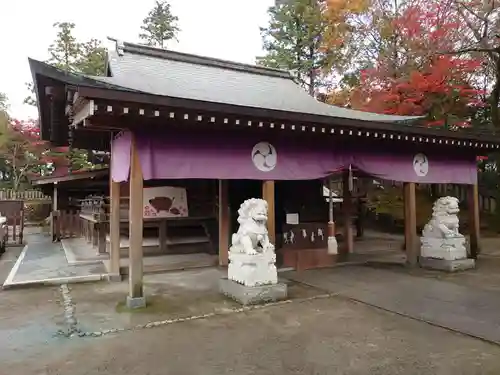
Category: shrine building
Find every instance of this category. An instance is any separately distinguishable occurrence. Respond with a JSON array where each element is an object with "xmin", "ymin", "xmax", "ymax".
[{"xmin": 28, "ymin": 40, "xmax": 500, "ymax": 304}]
